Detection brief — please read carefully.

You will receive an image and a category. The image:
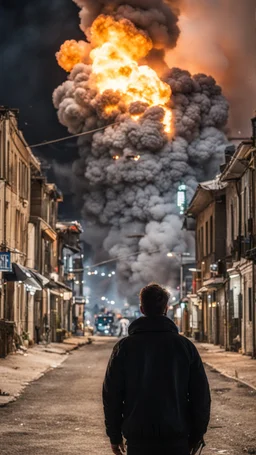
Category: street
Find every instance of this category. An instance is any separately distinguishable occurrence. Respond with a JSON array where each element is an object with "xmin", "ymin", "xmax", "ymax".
[{"xmin": 0, "ymin": 339, "xmax": 255, "ymax": 455}]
